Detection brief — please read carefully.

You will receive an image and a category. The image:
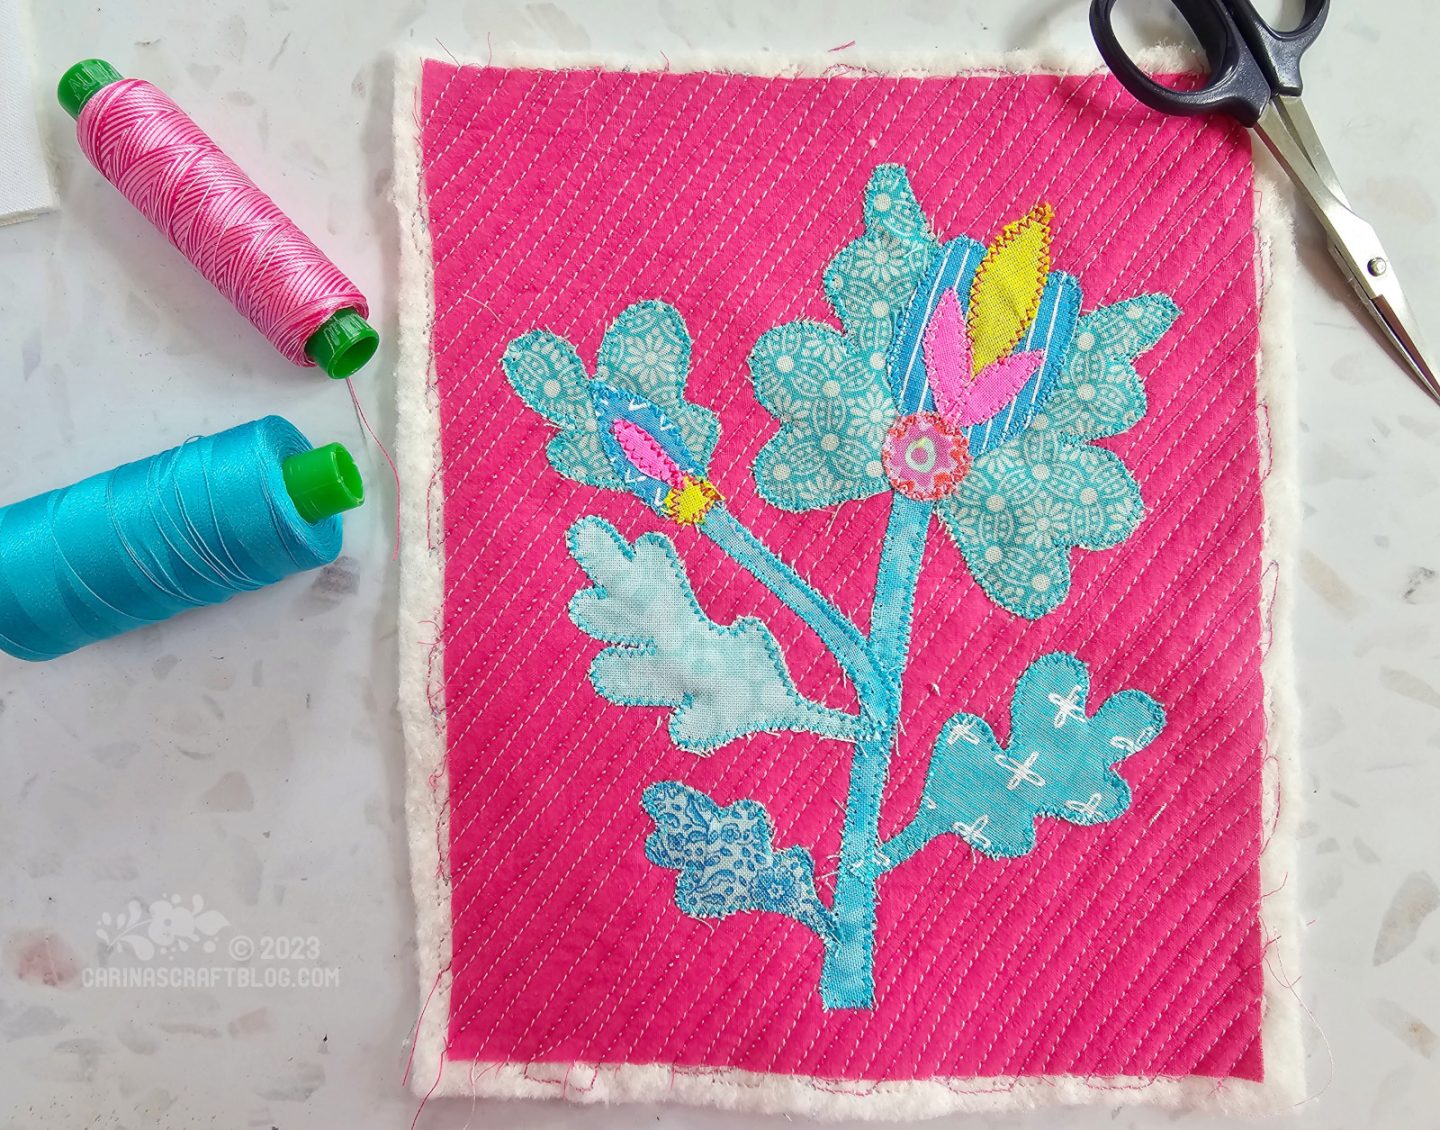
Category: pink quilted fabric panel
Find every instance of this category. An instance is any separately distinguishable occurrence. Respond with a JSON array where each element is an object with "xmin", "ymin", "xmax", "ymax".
[{"xmin": 418, "ymin": 60, "xmax": 1269, "ymax": 1083}]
